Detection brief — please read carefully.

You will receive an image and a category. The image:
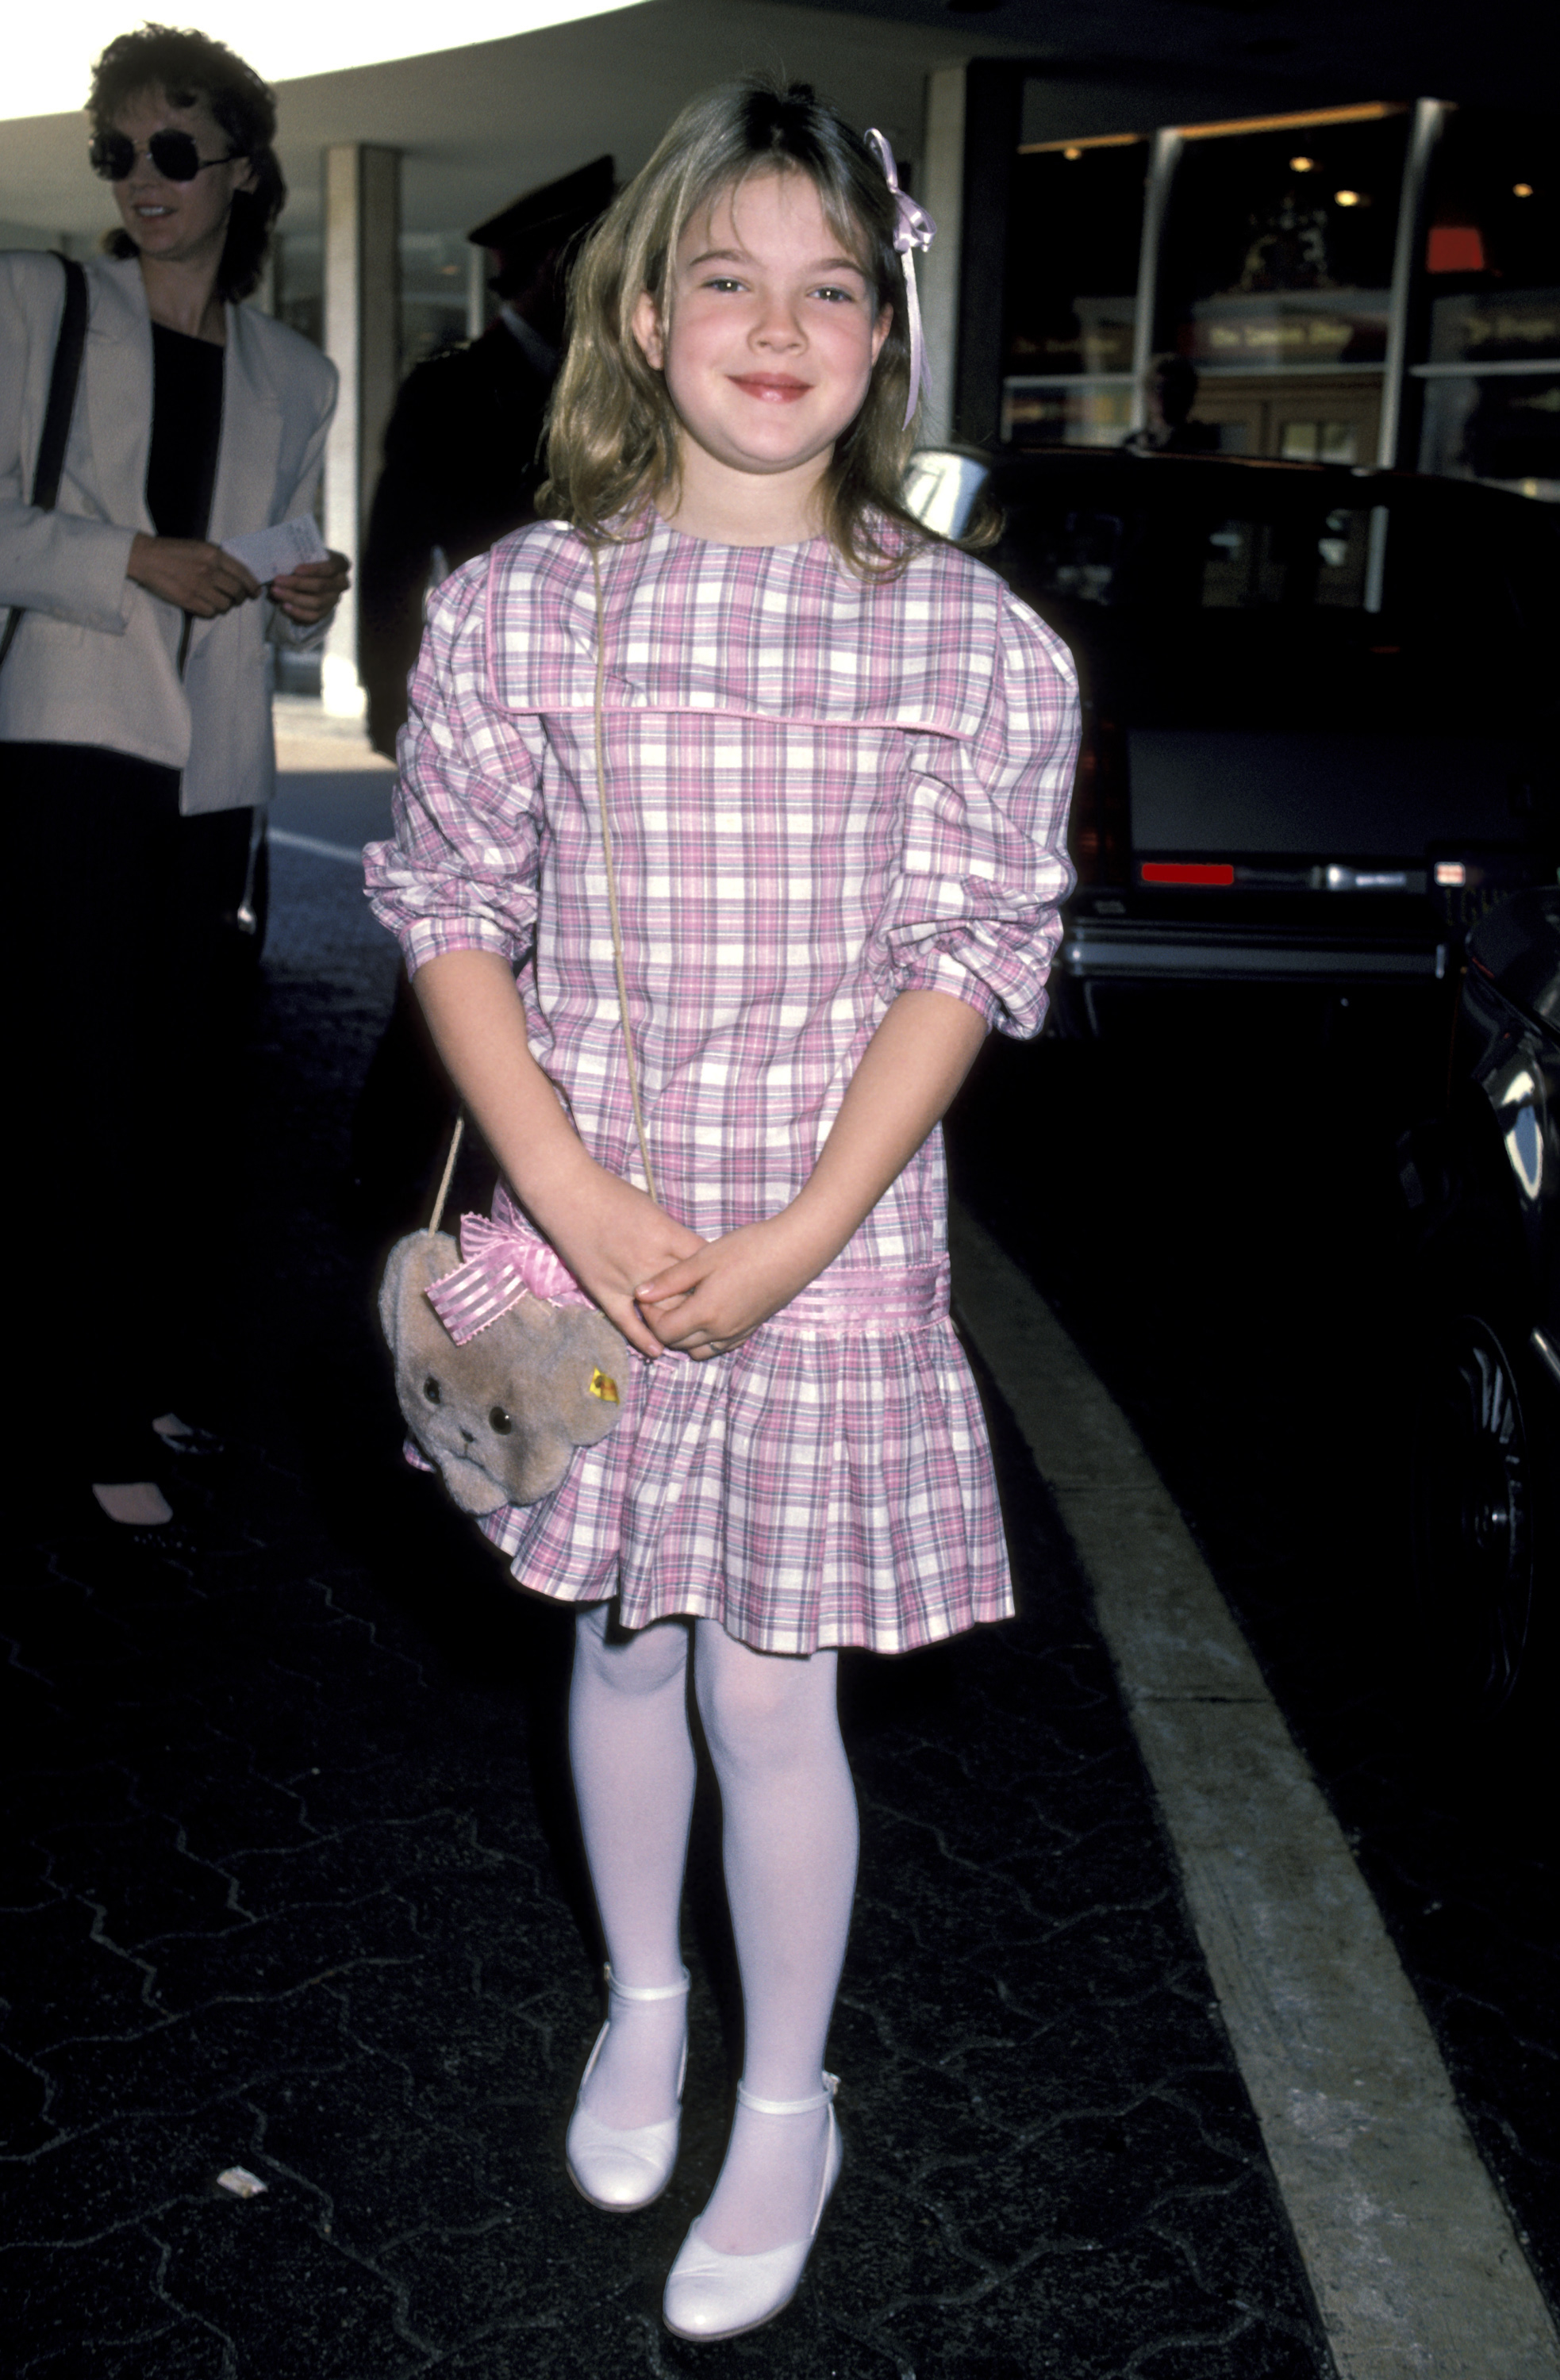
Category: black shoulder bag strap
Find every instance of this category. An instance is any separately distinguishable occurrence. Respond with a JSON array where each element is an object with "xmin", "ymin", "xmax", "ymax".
[{"xmin": 0, "ymin": 254, "xmax": 90, "ymax": 673}]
